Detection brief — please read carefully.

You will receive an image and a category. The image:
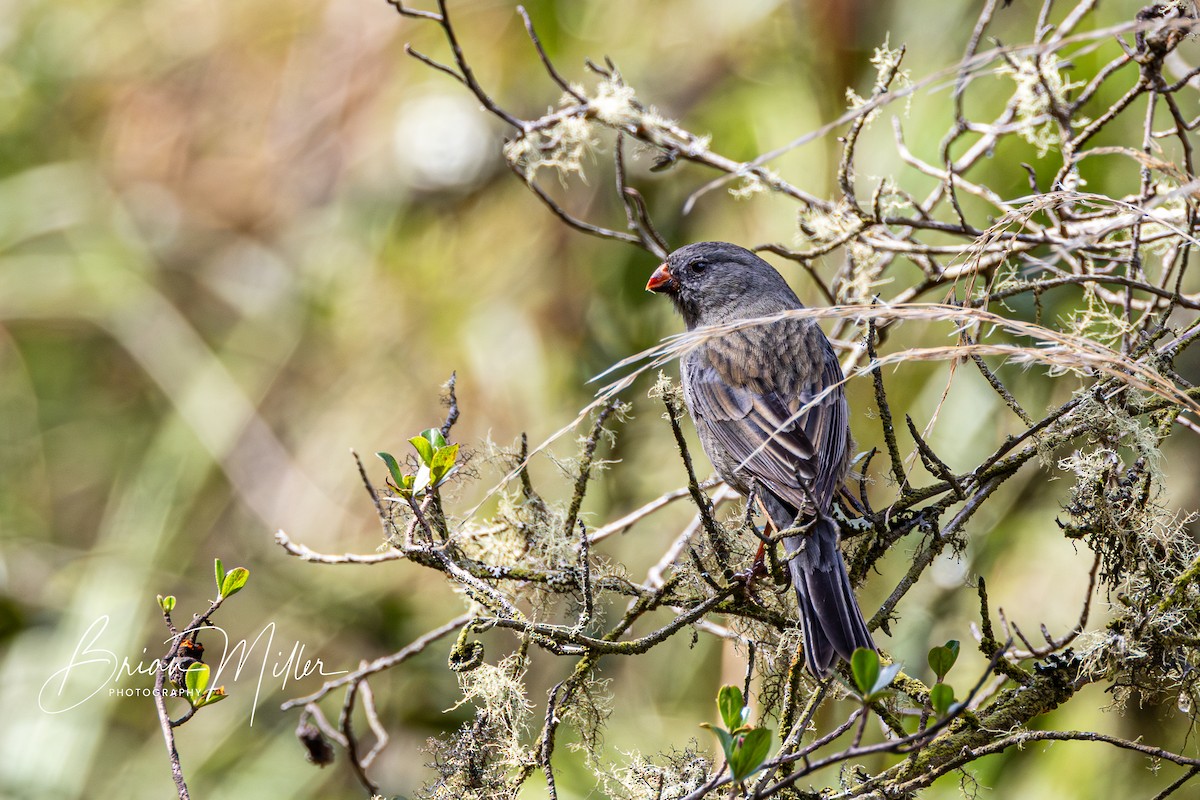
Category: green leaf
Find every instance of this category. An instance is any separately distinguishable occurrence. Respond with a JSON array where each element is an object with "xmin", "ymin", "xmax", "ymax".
[
  {"xmin": 185, "ymin": 662, "xmax": 210, "ymax": 699},
  {"xmin": 930, "ymin": 683, "xmax": 956, "ymax": 716},
  {"xmin": 701, "ymin": 723, "xmax": 735, "ymax": 762},
  {"xmin": 396, "ymin": 474, "xmax": 415, "ymax": 499},
  {"xmin": 928, "ymin": 640, "xmax": 961, "ymax": 680},
  {"xmin": 408, "ymin": 435, "xmax": 435, "ymax": 466},
  {"xmin": 430, "ymin": 443, "xmax": 460, "ymax": 487},
  {"xmin": 433, "ymin": 465, "xmax": 458, "ymax": 490},
  {"xmin": 729, "ymin": 727, "xmax": 772, "ymax": 783},
  {"xmin": 717, "ymin": 685, "xmax": 744, "ymax": 732},
  {"xmin": 850, "ymin": 648, "xmax": 880, "ymax": 697},
  {"xmin": 412, "ymin": 464, "xmax": 432, "ymax": 496},
  {"xmin": 872, "ymin": 662, "xmax": 903, "ymax": 697},
  {"xmin": 220, "ymin": 567, "xmax": 250, "ymax": 598},
  {"xmin": 214, "ymin": 558, "xmax": 225, "ymax": 596},
  {"xmin": 157, "ymin": 595, "xmax": 176, "ymax": 613},
  {"xmin": 376, "ymin": 452, "xmax": 406, "ymax": 487},
  {"xmin": 195, "ymin": 687, "xmax": 228, "ymax": 708},
  {"xmin": 419, "ymin": 427, "xmax": 447, "ymax": 450}
]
